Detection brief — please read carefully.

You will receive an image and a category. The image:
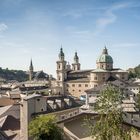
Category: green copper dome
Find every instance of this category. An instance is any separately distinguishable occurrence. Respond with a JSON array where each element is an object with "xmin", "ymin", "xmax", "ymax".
[{"xmin": 96, "ymin": 47, "xmax": 113, "ymax": 63}]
